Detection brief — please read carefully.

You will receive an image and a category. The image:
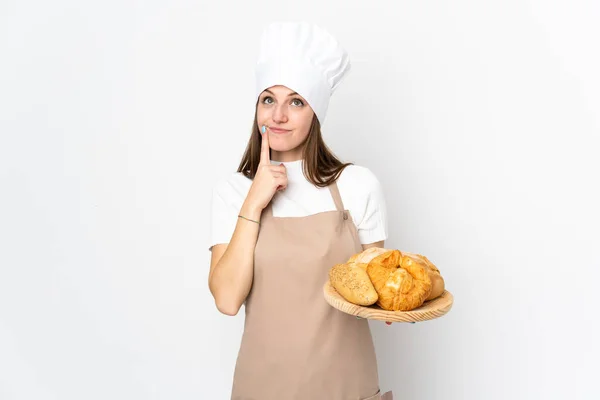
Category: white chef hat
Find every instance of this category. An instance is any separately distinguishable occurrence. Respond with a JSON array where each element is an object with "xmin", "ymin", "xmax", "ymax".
[{"xmin": 254, "ymin": 21, "xmax": 351, "ymax": 126}]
